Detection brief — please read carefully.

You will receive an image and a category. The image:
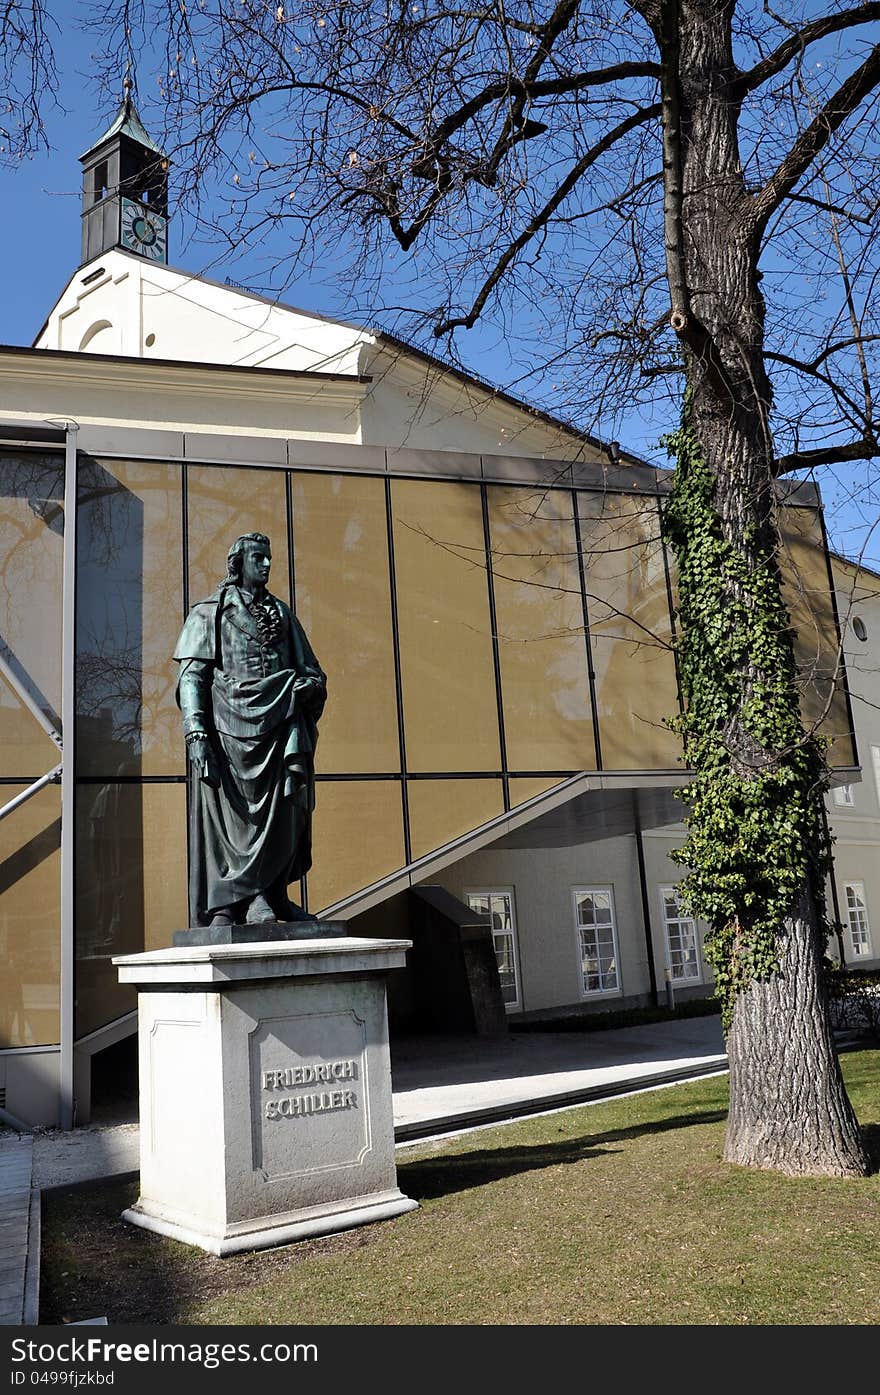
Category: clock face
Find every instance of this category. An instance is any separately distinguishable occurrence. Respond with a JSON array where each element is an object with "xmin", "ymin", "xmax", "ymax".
[{"xmin": 121, "ymin": 197, "xmax": 167, "ymax": 262}]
